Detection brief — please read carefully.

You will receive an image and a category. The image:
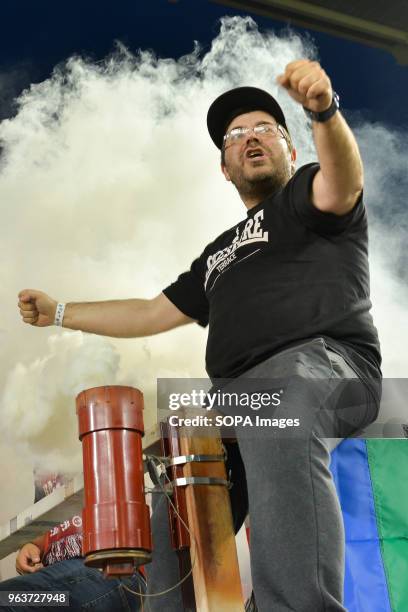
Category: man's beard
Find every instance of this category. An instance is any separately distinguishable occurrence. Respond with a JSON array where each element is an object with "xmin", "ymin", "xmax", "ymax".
[{"xmin": 229, "ymin": 163, "xmax": 291, "ymax": 202}]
